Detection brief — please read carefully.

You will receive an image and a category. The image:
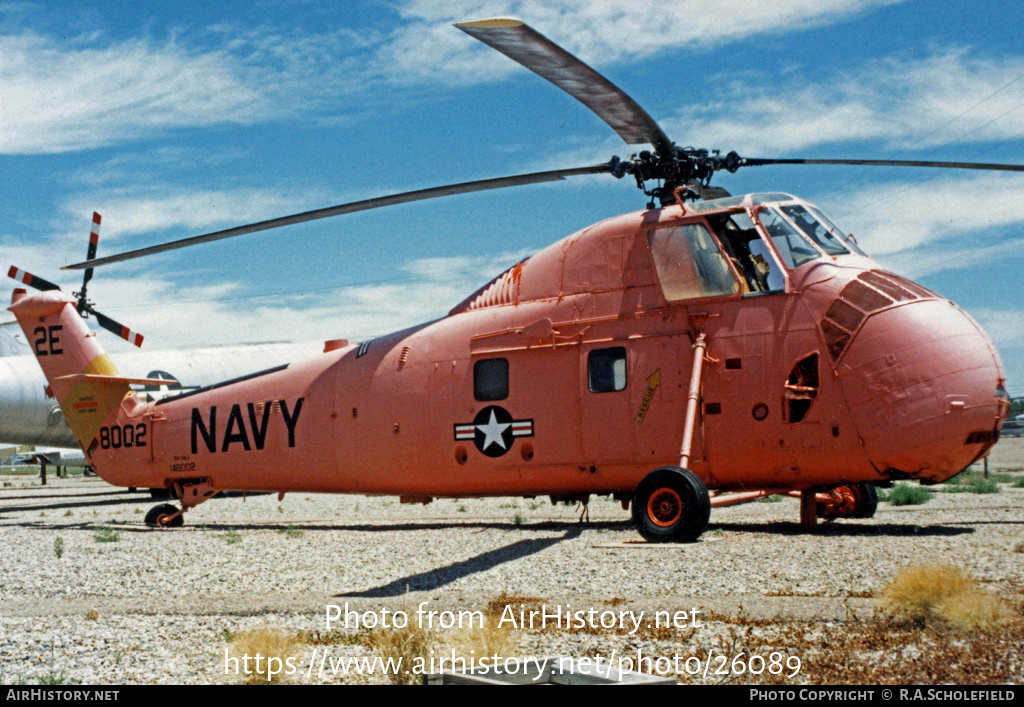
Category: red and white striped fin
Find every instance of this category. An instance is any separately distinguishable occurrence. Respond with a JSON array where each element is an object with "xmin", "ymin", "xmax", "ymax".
[
  {"xmin": 7, "ymin": 266, "xmax": 61, "ymax": 292},
  {"xmin": 89, "ymin": 212, "xmax": 101, "ymax": 248},
  {"xmin": 94, "ymin": 311, "xmax": 144, "ymax": 348},
  {"xmin": 83, "ymin": 212, "xmax": 101, "ymax": 288}
]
